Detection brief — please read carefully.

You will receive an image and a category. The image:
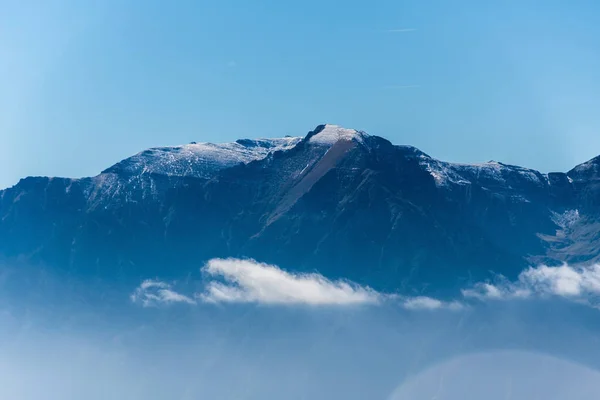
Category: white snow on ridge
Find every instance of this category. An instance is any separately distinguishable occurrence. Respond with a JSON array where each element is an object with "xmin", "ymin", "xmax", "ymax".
[
  {"xmin": 569, "ymin": 156, "xmax": 600, "ymax": 181},
  {"xmin": 109, "ymin": 137, "xmax": 301, "ymax": 179},
  {"xmin": 453, "ymin": 161, "xmax": 546, "ymax": 187},
  {"xmin": 309, "ymin": 124, "xmax": 367, "ymax": 145},
  {"xmin": 421, "ymin": 157, "xmax": 546, "ymax": 188},
  {"xmin": 452, "ymin": 161, "xmax": 506, "ymax": 182},
  {"xmin": 420, "ymin": 157, "xmax": 470, "ymax": 187}
]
